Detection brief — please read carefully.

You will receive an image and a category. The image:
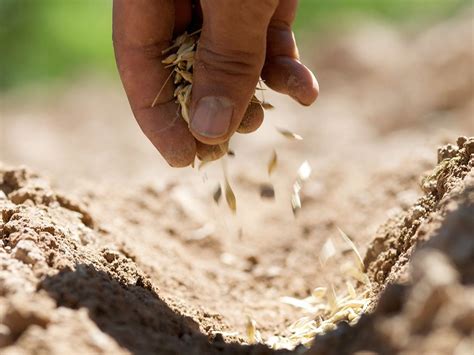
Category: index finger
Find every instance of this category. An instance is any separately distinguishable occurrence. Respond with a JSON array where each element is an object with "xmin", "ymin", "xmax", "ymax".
[{"xmin": 113, "ymin": 0, "xmax": 196, "ymax": 167}]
